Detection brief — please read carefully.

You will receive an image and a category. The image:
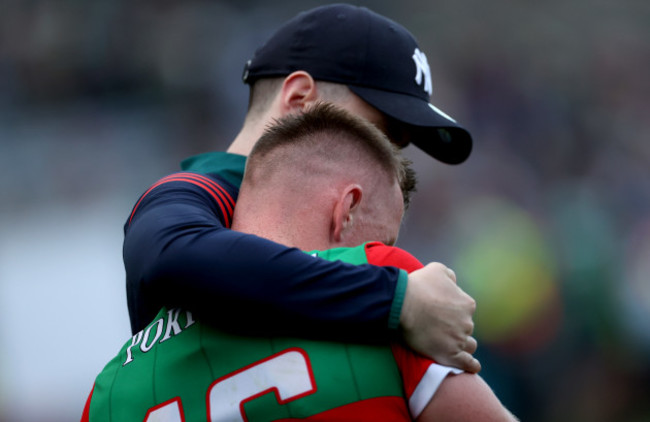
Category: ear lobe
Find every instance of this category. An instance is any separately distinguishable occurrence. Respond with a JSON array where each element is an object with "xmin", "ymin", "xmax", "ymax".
[
  {"xmin": 332, "ymin": 185, "xmax": 363, "ymax": 243},
  {"xmin": 280, "ymin": 71, "xmax": 319, "ymax": 112}
]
